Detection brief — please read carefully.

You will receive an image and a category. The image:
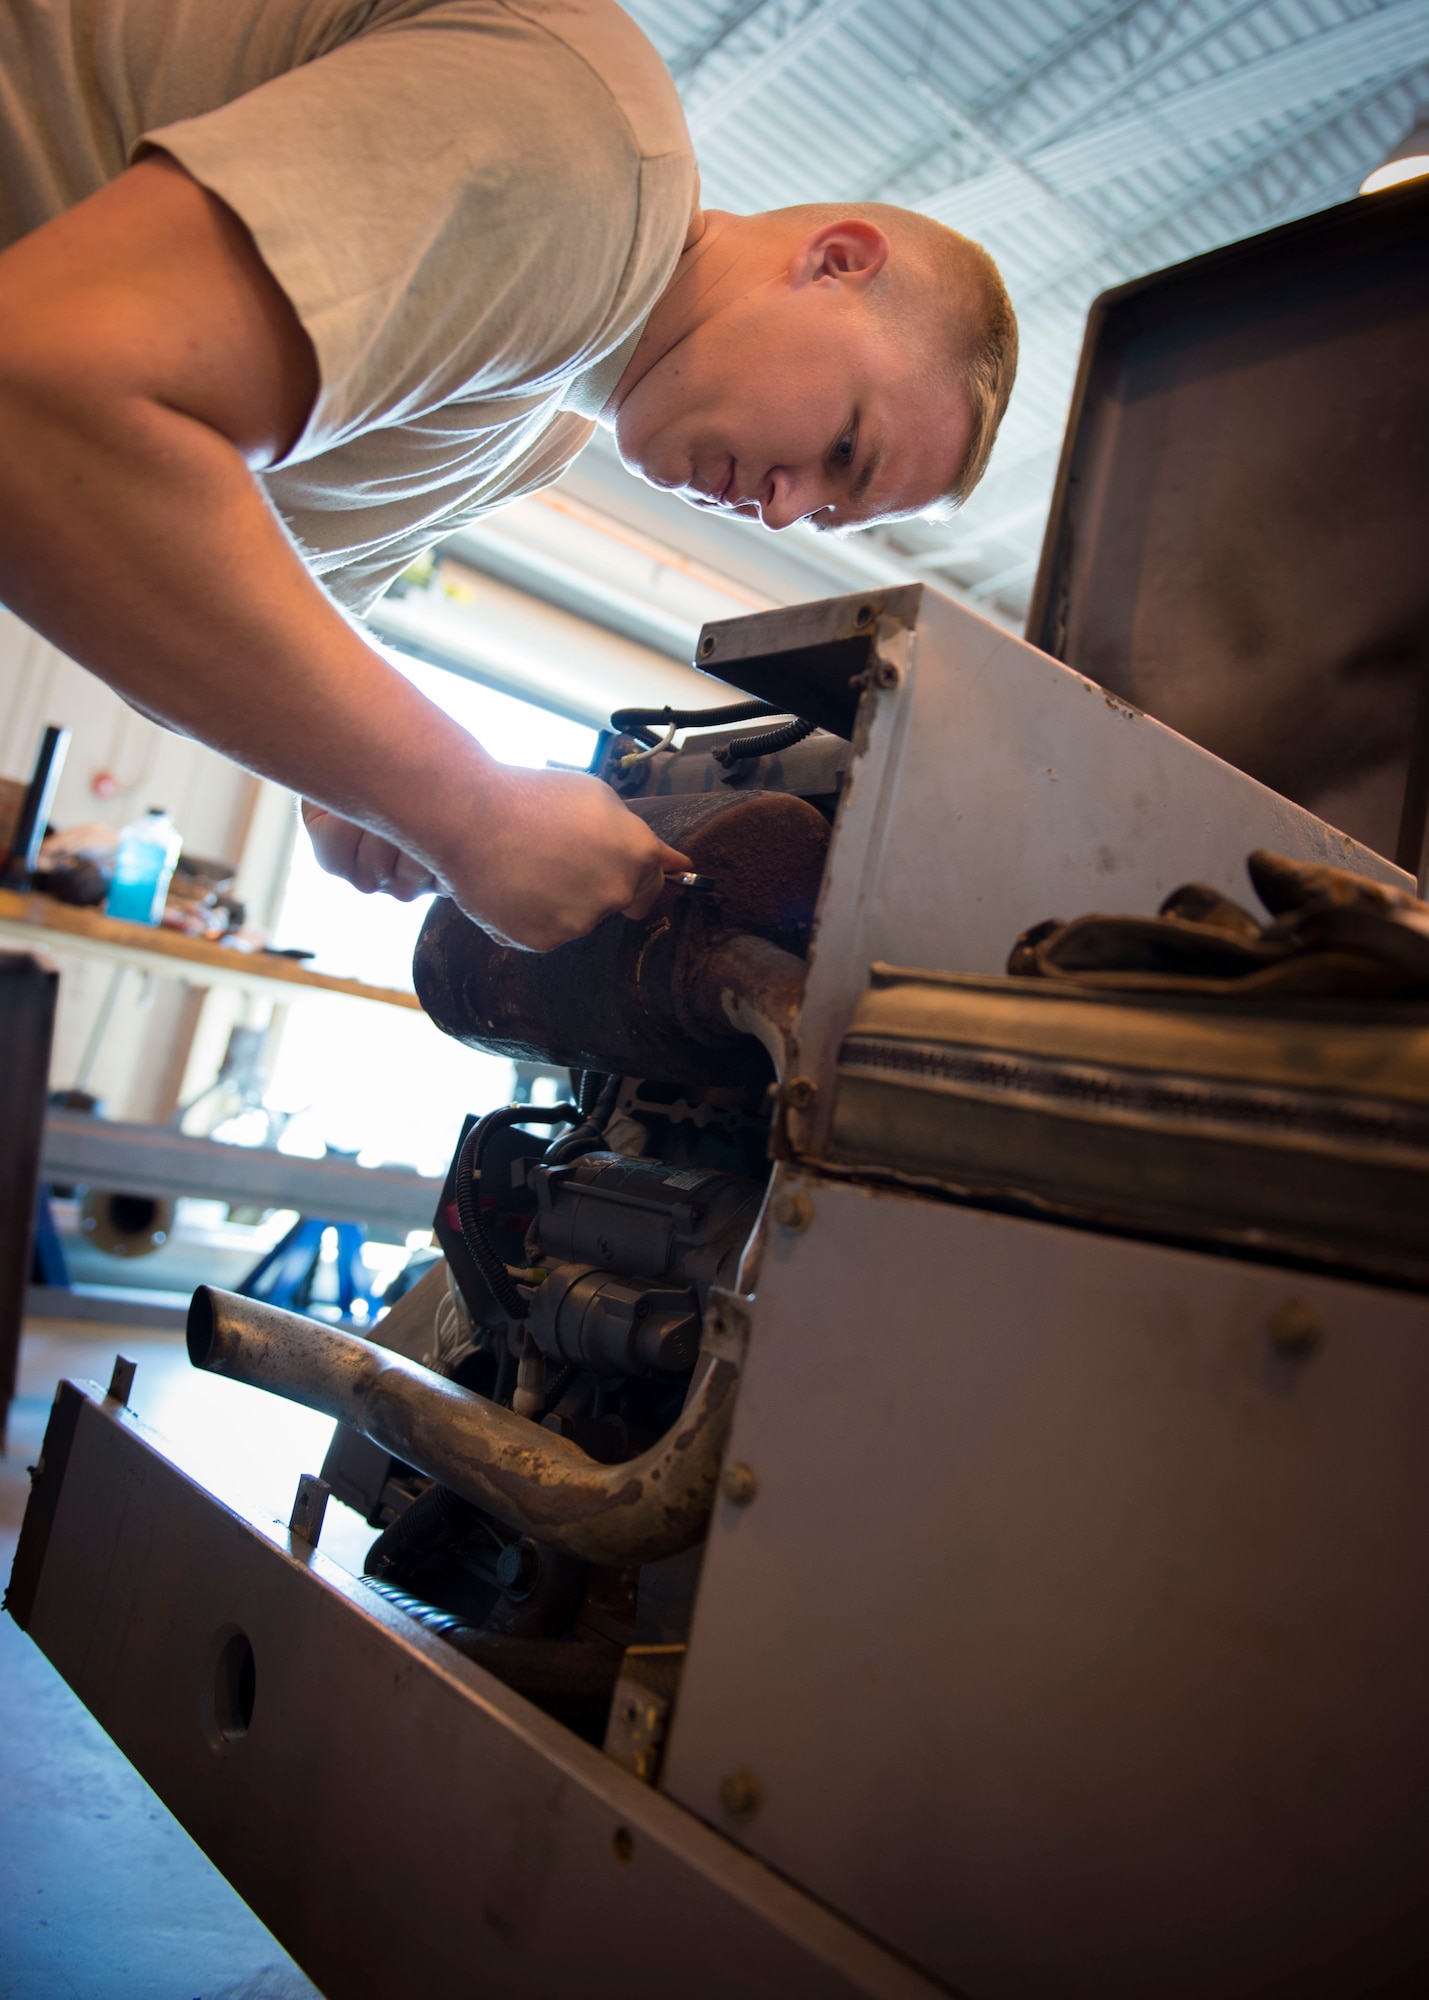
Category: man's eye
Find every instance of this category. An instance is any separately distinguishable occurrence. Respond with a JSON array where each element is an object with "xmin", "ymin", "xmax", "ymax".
[{"xmin": 833, "ymin": 432, "xmax": 855, "ymax": 468}]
